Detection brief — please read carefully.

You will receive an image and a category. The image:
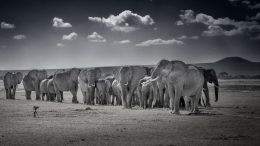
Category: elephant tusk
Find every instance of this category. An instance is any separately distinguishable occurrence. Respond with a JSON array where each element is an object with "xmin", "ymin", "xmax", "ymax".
[
  {"xmin": 214, "ymin": 85, "xmax": 220, "ymax": 88},
  {"xmin": 148, "ymin": 76, "xmax": 159, "ymax": 82}
]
